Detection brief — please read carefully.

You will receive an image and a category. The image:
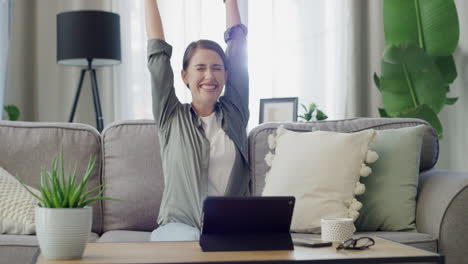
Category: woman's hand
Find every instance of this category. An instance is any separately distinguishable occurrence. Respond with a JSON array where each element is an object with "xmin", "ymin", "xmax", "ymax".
[
  {"xmin": 145, "ymin": 0, "xmax": 165, "ymax": 40},
  {"xmin": 225, "ymin": 0, "xmax": 241, "ymax": 29}
]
